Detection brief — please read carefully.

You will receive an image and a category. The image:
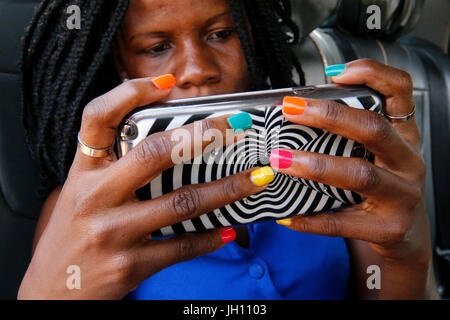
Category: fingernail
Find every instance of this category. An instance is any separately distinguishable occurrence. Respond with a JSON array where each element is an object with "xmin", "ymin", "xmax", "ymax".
[
  {"xmin": 220, "ymin": 227, "xmax": 236, "ymax": 243},
  {"xmin": 270, "ymin": 149, "xmax": 293, "ymax": 169},
  {"xmin": 152, "ymin": 74, "xmax": 176, "ymax": 90},
  {"xmin": 227, "ymin": 113, "xmax": 253, "ymax": 133},
  {"xmin": 283, "ymin": 96, "xmax": 307, "ymax": 115},
  {"xmin": 276, "ymin": 218, "xmax": 292, "ymax": 226},
  {"xmin": 325, "ymin": 64, "xmax": 346, "ymax": 77},
  {"xmin": 251, "ymin": 166, "xmax": 275, "ymax": 187}
]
